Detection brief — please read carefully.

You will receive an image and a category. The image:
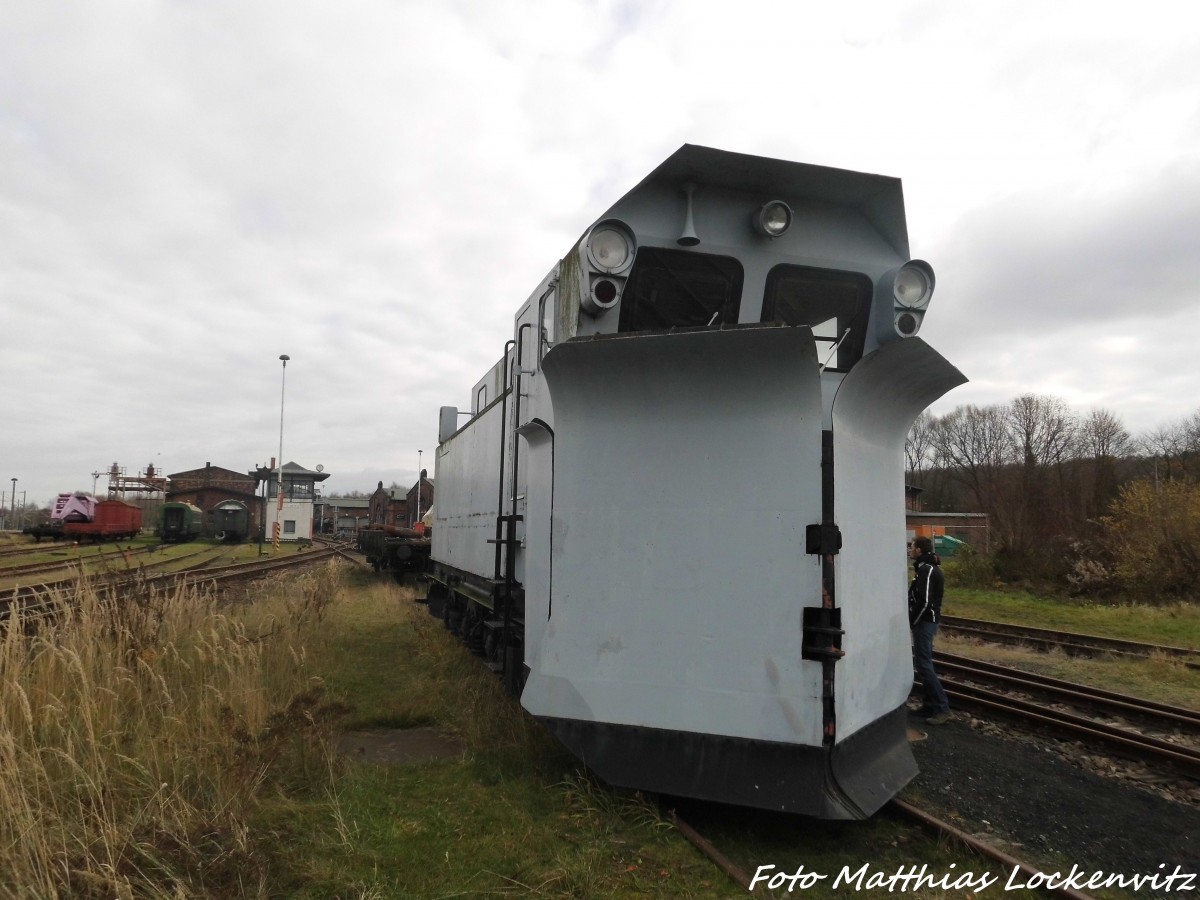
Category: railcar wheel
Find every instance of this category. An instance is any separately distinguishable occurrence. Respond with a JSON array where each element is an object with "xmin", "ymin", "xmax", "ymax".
[{"xmin": 444, "ymin": 594, "xmax": 462, "ymax": 632}]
